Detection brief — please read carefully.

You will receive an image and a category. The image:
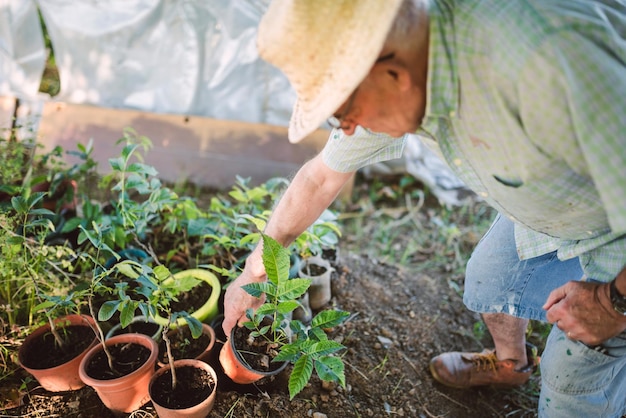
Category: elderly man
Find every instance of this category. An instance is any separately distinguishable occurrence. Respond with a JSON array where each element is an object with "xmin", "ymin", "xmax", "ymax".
[{"xmin": 222, "ymin": 1, "xmax": 626, "ymax": 416}]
